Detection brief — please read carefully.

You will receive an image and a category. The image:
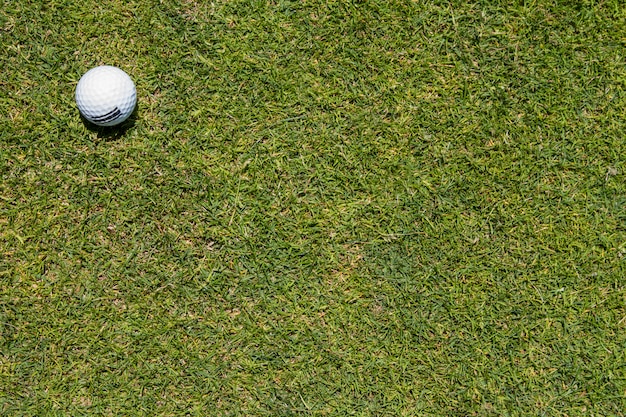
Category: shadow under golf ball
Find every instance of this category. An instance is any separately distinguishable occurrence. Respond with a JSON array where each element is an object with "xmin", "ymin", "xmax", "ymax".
[{"xmin": 80, "ymin": 104, "xmax": 139, "ymax": 139}]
